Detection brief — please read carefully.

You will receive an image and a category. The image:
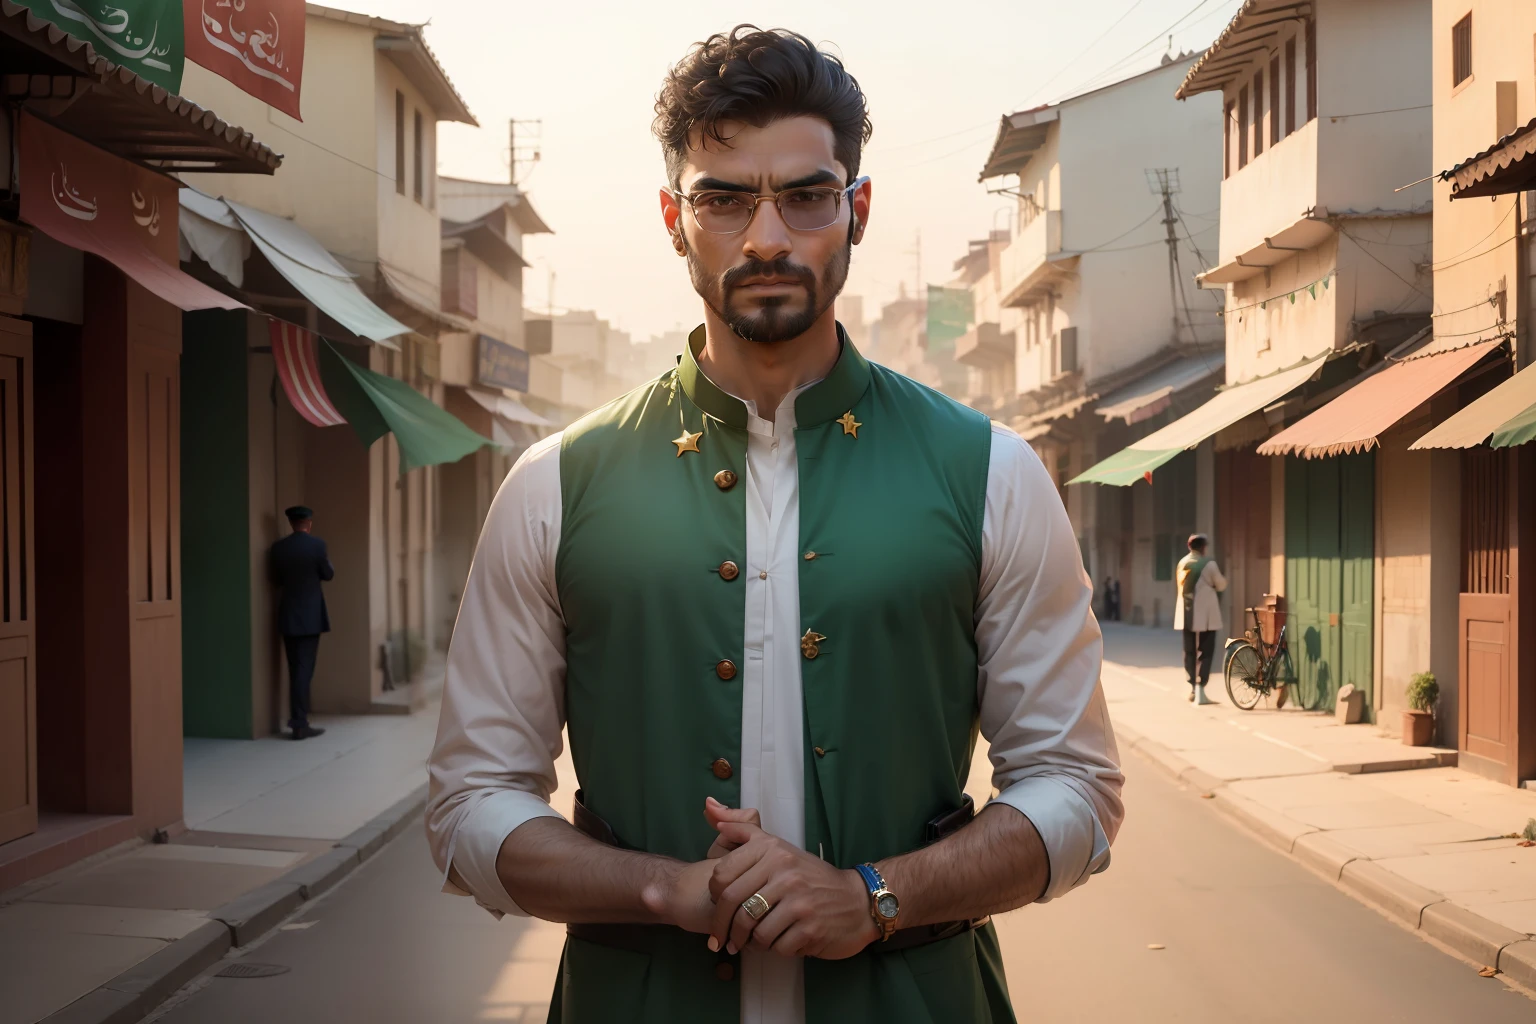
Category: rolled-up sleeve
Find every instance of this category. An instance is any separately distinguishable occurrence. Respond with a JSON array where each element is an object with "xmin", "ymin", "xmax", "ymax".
[
  {"xmin": 975, "ymin": 425, "xmax": 1125, "ymax": 903},
  {"xmin": 426, "ymin": 433, "xmax": 568, "ymax": 918}
]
